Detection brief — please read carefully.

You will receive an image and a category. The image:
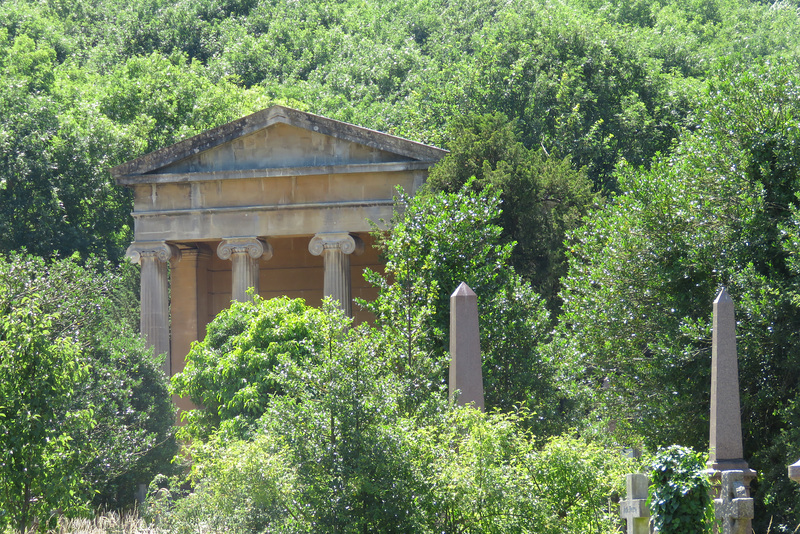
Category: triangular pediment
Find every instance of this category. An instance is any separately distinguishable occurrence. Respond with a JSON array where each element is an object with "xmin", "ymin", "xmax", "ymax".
[{"xmin": 112, "ymin": 106, "xmax": 446, "ymax": 183}]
